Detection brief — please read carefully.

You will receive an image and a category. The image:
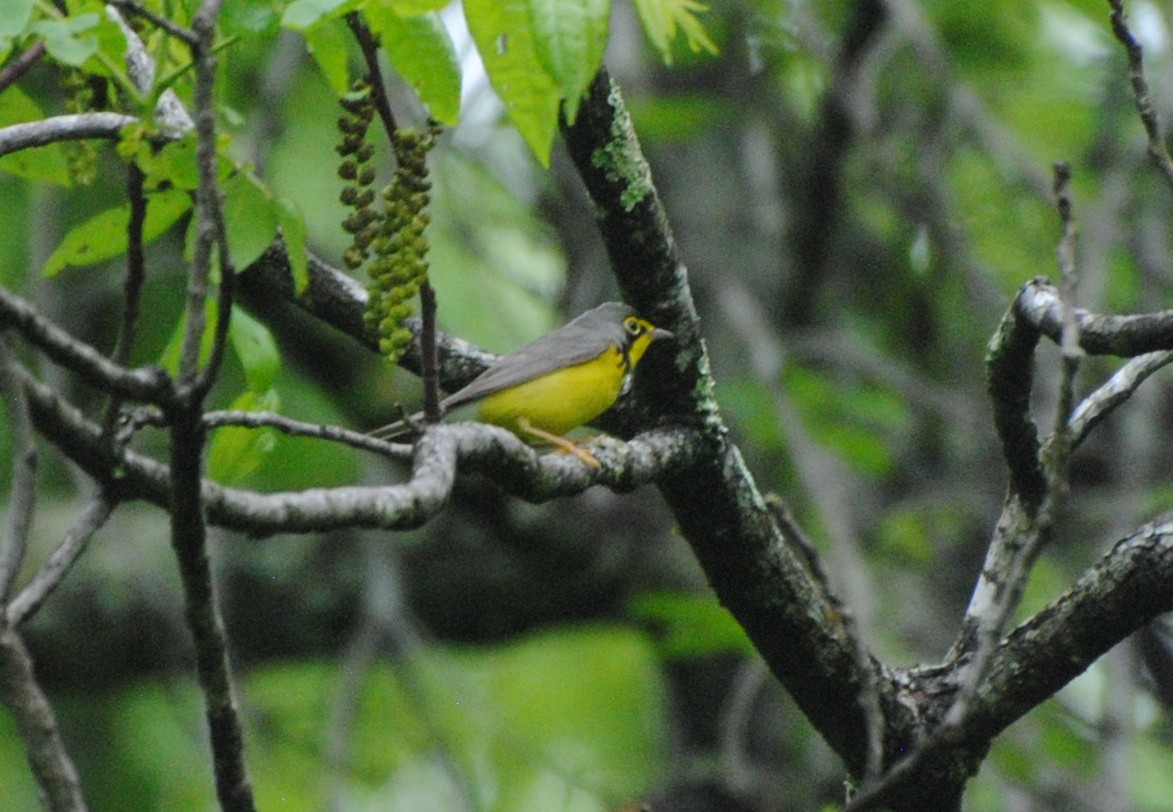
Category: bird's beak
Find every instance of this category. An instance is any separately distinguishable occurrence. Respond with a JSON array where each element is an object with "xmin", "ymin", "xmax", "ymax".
[{"xmin": 651, "ymin": 327, "xmax": 674, "ymax": 342}]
